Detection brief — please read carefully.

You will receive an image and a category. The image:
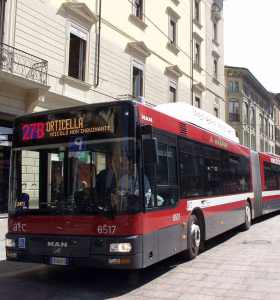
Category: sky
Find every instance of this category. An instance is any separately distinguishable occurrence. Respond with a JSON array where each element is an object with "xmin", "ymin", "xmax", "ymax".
[{"xmin": 224, "ymin": 0, "xmax": 280, "ymax": 93}]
